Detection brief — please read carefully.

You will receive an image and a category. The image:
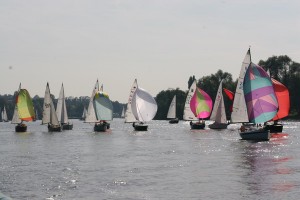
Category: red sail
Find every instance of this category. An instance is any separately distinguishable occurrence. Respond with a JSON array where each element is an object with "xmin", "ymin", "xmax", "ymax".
[
  {"xmin": 271, "ymin": 78, "xmax": 290, "ymax": 120},
  {"xmin": 223, "ymin": 88, "xmax": 234, "ymax": 112},
  {"xmin": 223, "ymin": 88, "xmax": 234, "ymax": 100}
]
